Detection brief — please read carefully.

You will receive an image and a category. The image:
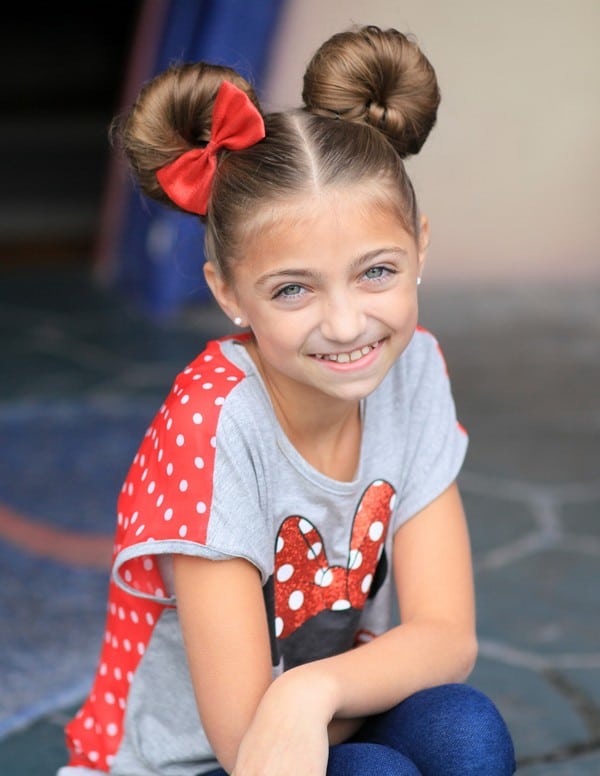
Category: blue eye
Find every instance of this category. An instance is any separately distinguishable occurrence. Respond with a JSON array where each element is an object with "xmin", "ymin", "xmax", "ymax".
[
  {"xmin": 364, "ymin": 266, "xmax": 394, "ymax": 281},
  {"xmin": 274, "ymin": 284, "xmax": 305, "ymax": 299}
]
